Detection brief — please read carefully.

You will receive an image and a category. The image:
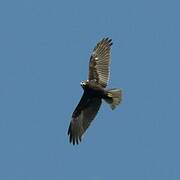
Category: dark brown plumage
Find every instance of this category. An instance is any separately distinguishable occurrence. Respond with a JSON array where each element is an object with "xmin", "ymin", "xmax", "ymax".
[{"xmin": 68, "ymin": 37, "xmax": 122, "ymax": 145}]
